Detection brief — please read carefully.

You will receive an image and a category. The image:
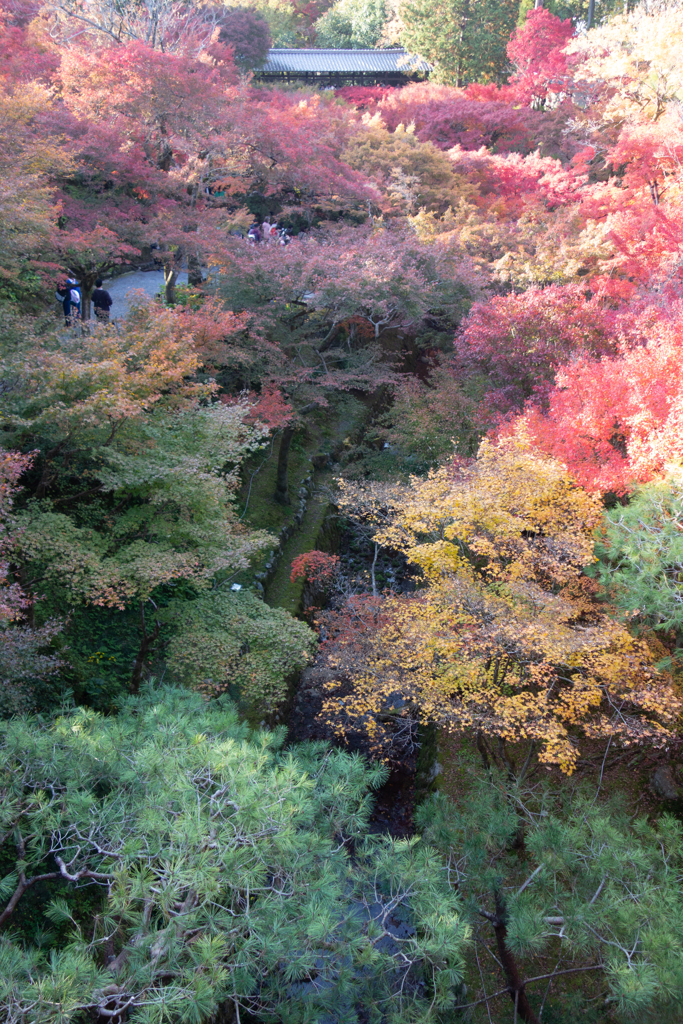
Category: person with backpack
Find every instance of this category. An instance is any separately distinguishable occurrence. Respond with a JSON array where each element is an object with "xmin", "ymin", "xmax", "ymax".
[
  {"xmin": 66, "ymin": 278, "xmax": 81, "ymax": 323},
  {"xmin": 92, "ymin": 278, "xmax": 113, "ymax": 321}
]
